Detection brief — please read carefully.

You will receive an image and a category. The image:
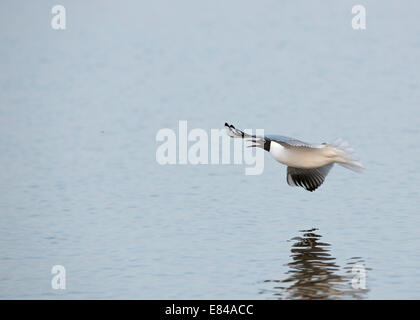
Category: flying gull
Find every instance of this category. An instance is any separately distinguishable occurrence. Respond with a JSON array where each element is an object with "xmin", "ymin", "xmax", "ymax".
[{"xmin": 225, "ymin": 123, "xmax": 364, "ymax": 192}]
